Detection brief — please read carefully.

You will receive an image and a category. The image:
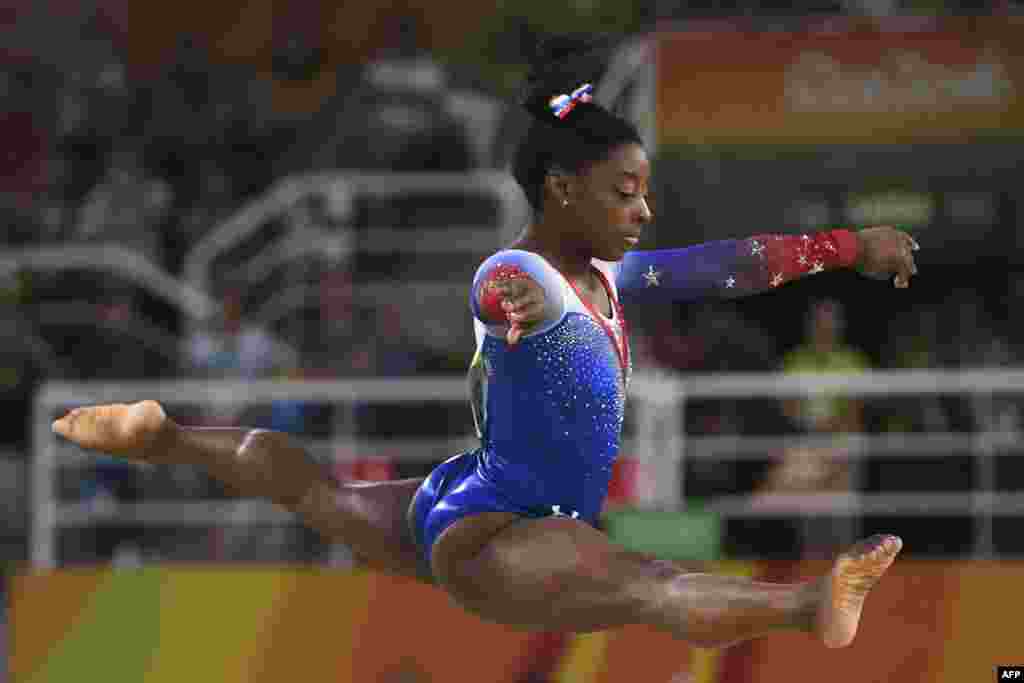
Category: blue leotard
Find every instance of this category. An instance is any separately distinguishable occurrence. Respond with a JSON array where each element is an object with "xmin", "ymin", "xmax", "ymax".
[{"xmin": 409, "ymin": 230, "xmax": 860, "ymax": 566}]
